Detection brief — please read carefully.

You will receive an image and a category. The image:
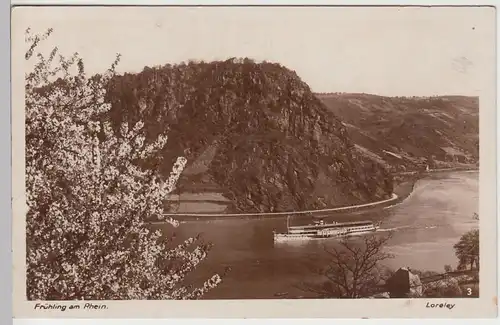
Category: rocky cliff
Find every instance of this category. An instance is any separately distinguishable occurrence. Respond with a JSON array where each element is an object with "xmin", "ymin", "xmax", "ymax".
[{"xmin": 105, "ymin": 59, "xmax": 393, "ymax": 212}]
